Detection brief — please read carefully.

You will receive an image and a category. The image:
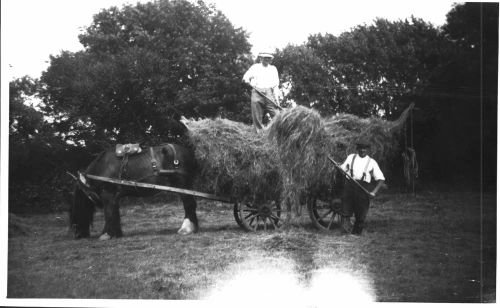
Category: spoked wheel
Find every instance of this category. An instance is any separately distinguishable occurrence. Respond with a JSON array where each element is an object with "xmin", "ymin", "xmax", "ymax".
[
  {"xmin": 236, "ymin": 201, "xmax": 284, "ymax": 232},
  {"xmin": 307, "ymin": 197, "xmax": 342, "ymax": 231},
  {"xmin": 233, "ymin": 202, "xmax": 245, "ymax": 229}
]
